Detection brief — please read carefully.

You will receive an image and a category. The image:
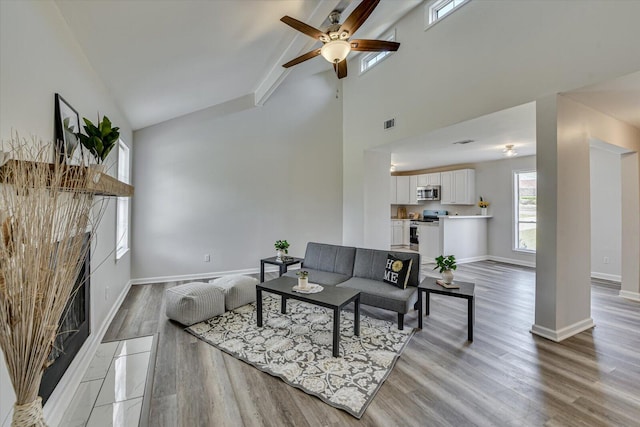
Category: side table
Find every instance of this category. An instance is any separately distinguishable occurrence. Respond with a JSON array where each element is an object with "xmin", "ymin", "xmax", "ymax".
[
  {"xmin": 260, "ymin": 256, "xmax": 304, "ymax": 282},
  {"xmin": 417, "ymin": 278, "xmax": 475, "ymax": 341}
]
